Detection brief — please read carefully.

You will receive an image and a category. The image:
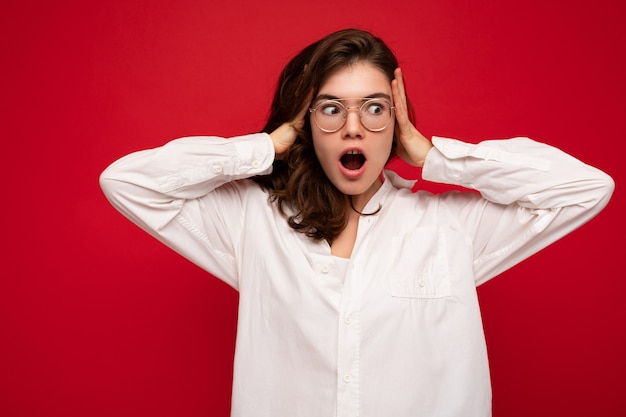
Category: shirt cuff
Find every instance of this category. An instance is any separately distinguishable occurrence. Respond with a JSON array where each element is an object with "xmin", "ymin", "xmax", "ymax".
[
  {"xmin": 230, "ymin": 132, "xmax": 275, "ymax": 176},
  {"xmin": 421, "ymin": 136, "xmax": 467, "ymax": 185}
]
